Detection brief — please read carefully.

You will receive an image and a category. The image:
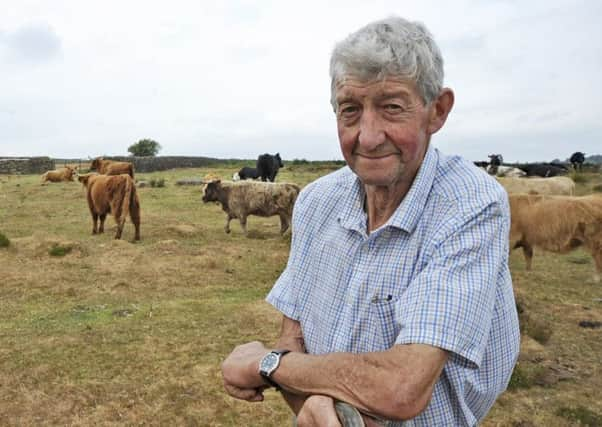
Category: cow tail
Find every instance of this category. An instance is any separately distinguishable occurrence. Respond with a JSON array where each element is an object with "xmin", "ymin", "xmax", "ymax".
[{"xmin": 118, "ymin": 176, "xmax": 134, "ymax": 225}]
